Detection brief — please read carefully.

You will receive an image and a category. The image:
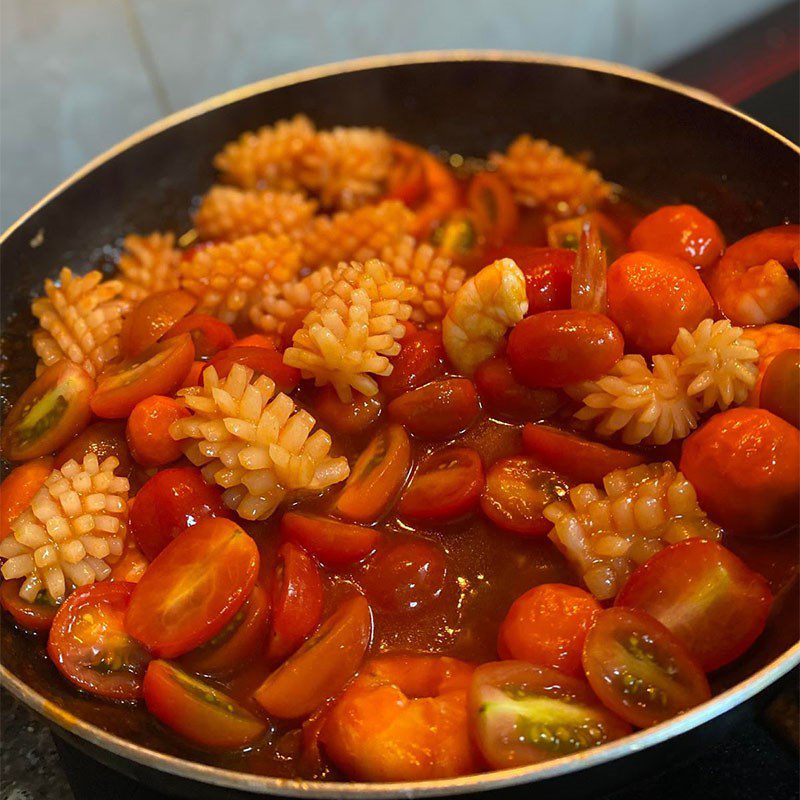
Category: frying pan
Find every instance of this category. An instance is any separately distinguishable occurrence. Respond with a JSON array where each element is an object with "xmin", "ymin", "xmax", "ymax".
[{"xmin": 1, "ymin": 52, "xmax": 798, "ymax": 799}]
